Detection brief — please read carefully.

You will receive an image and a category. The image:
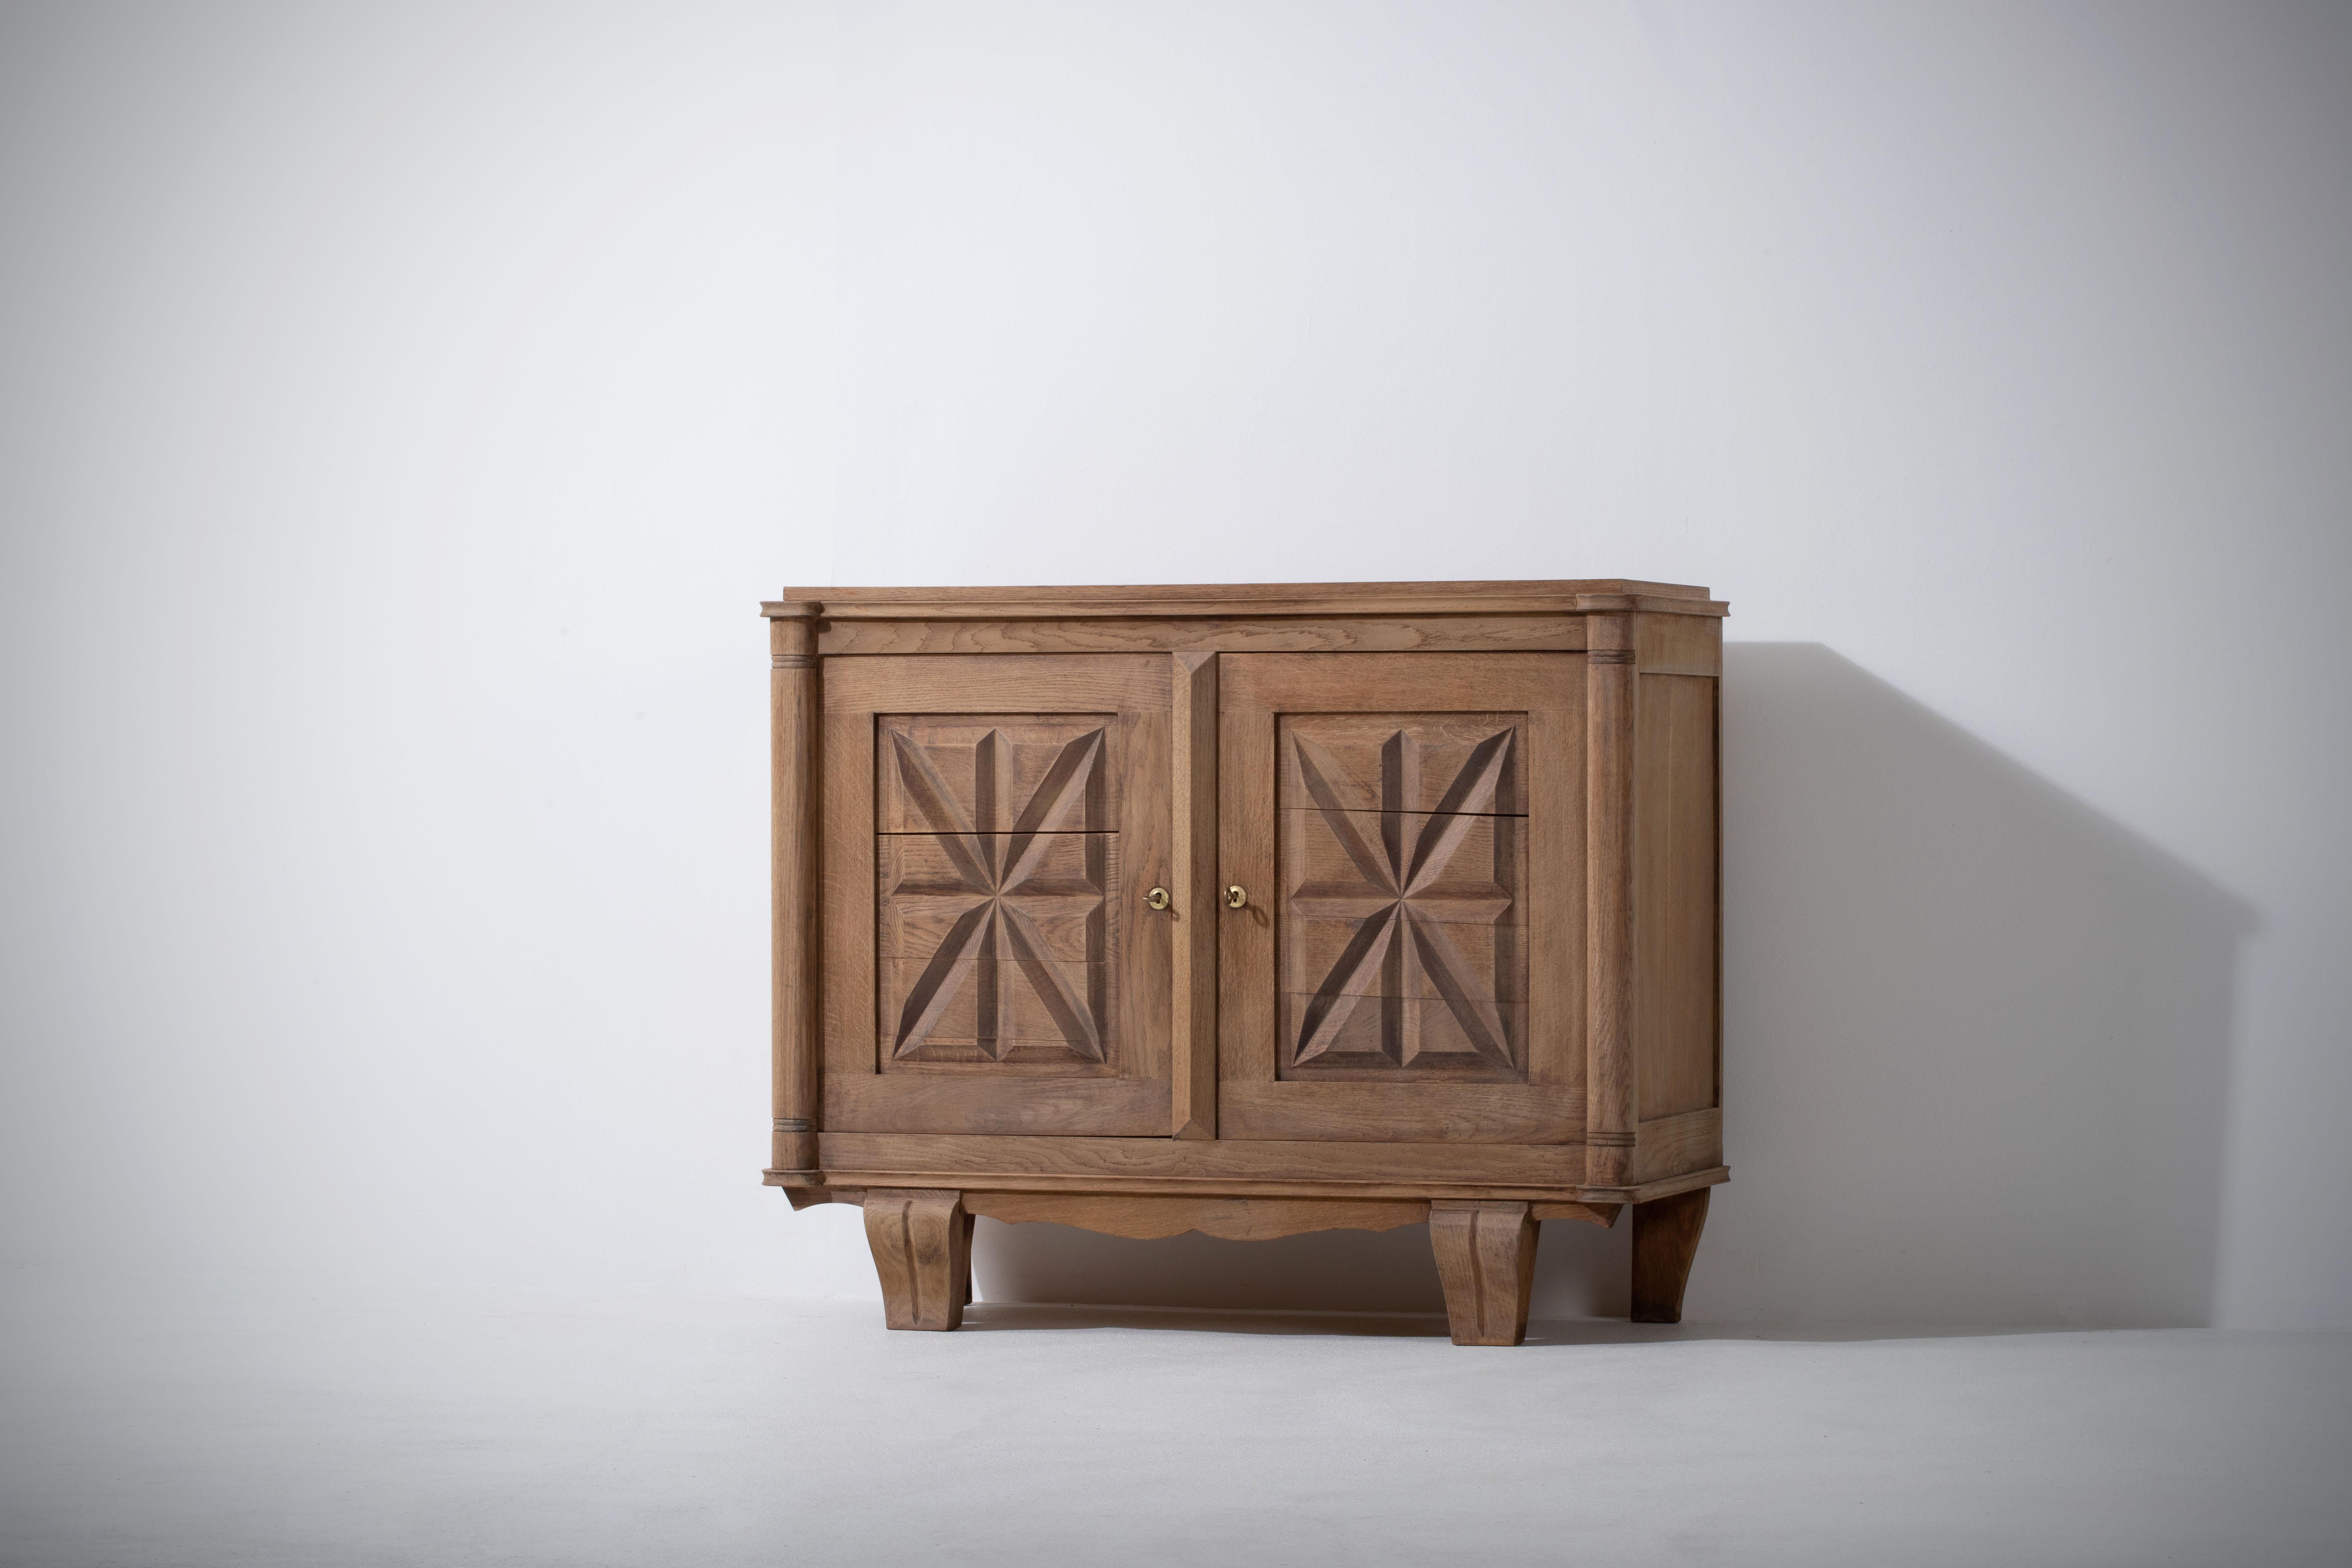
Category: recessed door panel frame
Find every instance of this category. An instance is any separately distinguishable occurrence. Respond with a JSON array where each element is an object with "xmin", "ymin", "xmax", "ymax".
[
  {"xmin": 822, "ymin": 655, "xmax": 1174, "ymax": 1136},
  {"xmin": 1217, "ymin": 653, "xmax": 1586, "ymax": 1143}
]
